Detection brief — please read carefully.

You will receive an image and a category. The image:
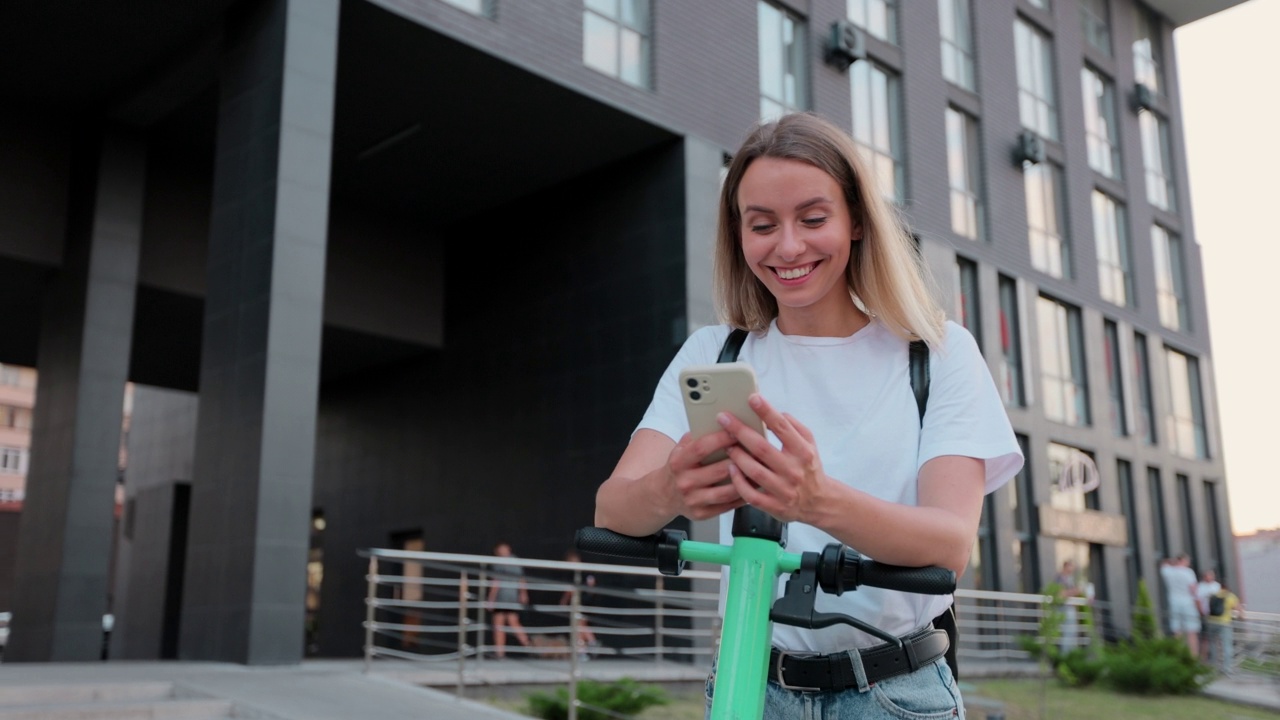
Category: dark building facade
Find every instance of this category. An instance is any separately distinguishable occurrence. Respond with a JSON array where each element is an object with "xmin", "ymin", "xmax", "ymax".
[{"xmin": 0, "ymin": 0, "xmax": 1241, "ymax": 663}]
